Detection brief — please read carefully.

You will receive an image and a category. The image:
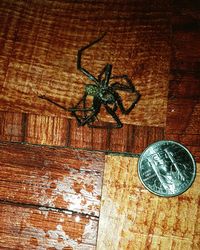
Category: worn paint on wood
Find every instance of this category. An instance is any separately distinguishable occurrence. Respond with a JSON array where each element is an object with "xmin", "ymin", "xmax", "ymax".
[
  {"xmin": 0, "ymin": 141, "xmax": 104, "ymax": 248},
  {"xmin": 97, "ymin": 155, "xmax": 200, "ymax": 250},
  {"xmin": 0, "ymin": 203, "xmax": 98, "ymax": 249},
  {"xmin": 0, "ymin": 142, "xmax": 104, "ymax": 216},
  {"xmin": 0, "ymin": 0, "xmax": 171, "ymax": 127}
]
